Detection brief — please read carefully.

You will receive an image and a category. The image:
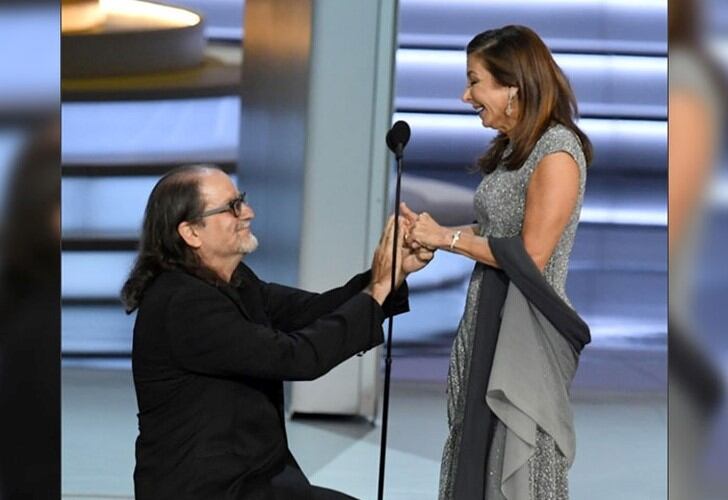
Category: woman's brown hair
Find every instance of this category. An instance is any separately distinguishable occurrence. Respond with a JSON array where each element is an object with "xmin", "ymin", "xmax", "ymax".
[{"xmin": 467, "ymin": 25, "xmax": 593, "ymax": 173}]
